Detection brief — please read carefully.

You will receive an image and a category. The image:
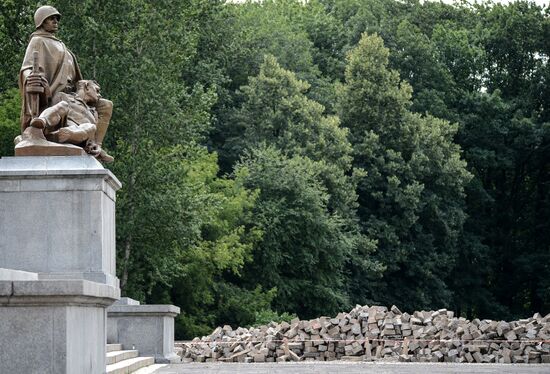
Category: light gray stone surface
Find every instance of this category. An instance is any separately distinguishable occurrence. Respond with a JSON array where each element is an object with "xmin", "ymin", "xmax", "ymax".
[
  {"xmin": 0, "ymin": 267, "xmax": 38, "ymax": 280},
  {"xmin": 0, "ymin": 279, "xmax": 118, "ymax": 374},
  {"xmin": 0, "ymin": 156, "xmax": 121, "ymax": 287},
  {"xmin": 109, "ymin": 304, "xmax": 180, "ymax": 315},
  {"xmin": 0, "ymin": 156, "xmax": 122, "ymax": 373},
  {"xmin": 114, "ymin": 296, "xmax": 142, "ymax": 305},
  {"xmin": 108, "ymin": 301, "xmax": 181, "ymax": 363},
  {"xmin": 155, "ymin": 362, "xmax": 550, "ymax": 374},
  {"xmin": 0, "ymin": 279, "xmax": 120, "ymax": 302},
  {"xmin": 0, "ymin": 155, "xmax": 119, "ymax": 179}
]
